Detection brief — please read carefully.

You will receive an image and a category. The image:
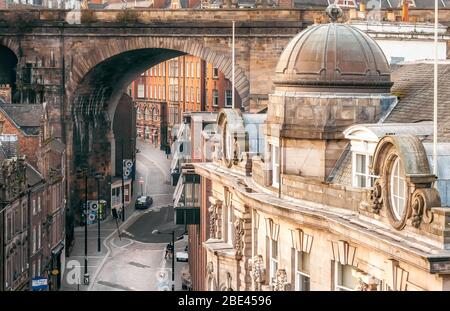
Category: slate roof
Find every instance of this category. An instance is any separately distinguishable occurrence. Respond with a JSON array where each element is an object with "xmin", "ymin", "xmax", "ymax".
[
  {"xmin": 0, "ymin": 104, "xmax": 43, "ymax": 136},
  {"xmin": 293, "ymin": 0, "xmax": 330, "ymax": 8},
  {"xmin": 26, "ymin": 162, "xmax": 44, "ymax": 187},
  {"xmin": 385, "ymin": 62, "xmax": 450, "ymax": 142}
]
